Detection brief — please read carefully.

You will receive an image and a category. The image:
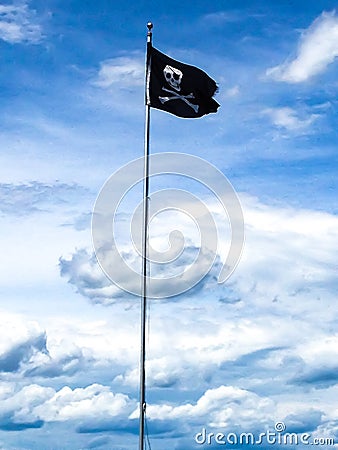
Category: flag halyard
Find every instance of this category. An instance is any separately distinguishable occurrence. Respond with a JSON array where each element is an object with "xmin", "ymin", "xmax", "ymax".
[{"xmin": 149, "ymin": 47, "xmax": 220, "ymax": 118}]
